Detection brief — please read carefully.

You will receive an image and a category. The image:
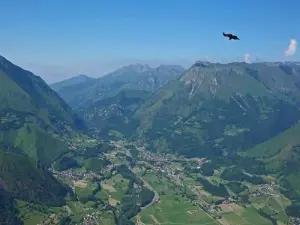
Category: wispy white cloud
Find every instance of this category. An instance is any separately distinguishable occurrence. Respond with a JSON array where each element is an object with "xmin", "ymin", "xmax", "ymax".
[
  {"xmin": 244, "ymin": 53, "xmax": 251, "ymax": 64},
  {"xmin": 284, "ymin": 39, "xmax": 297, "ymax": 56}
]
